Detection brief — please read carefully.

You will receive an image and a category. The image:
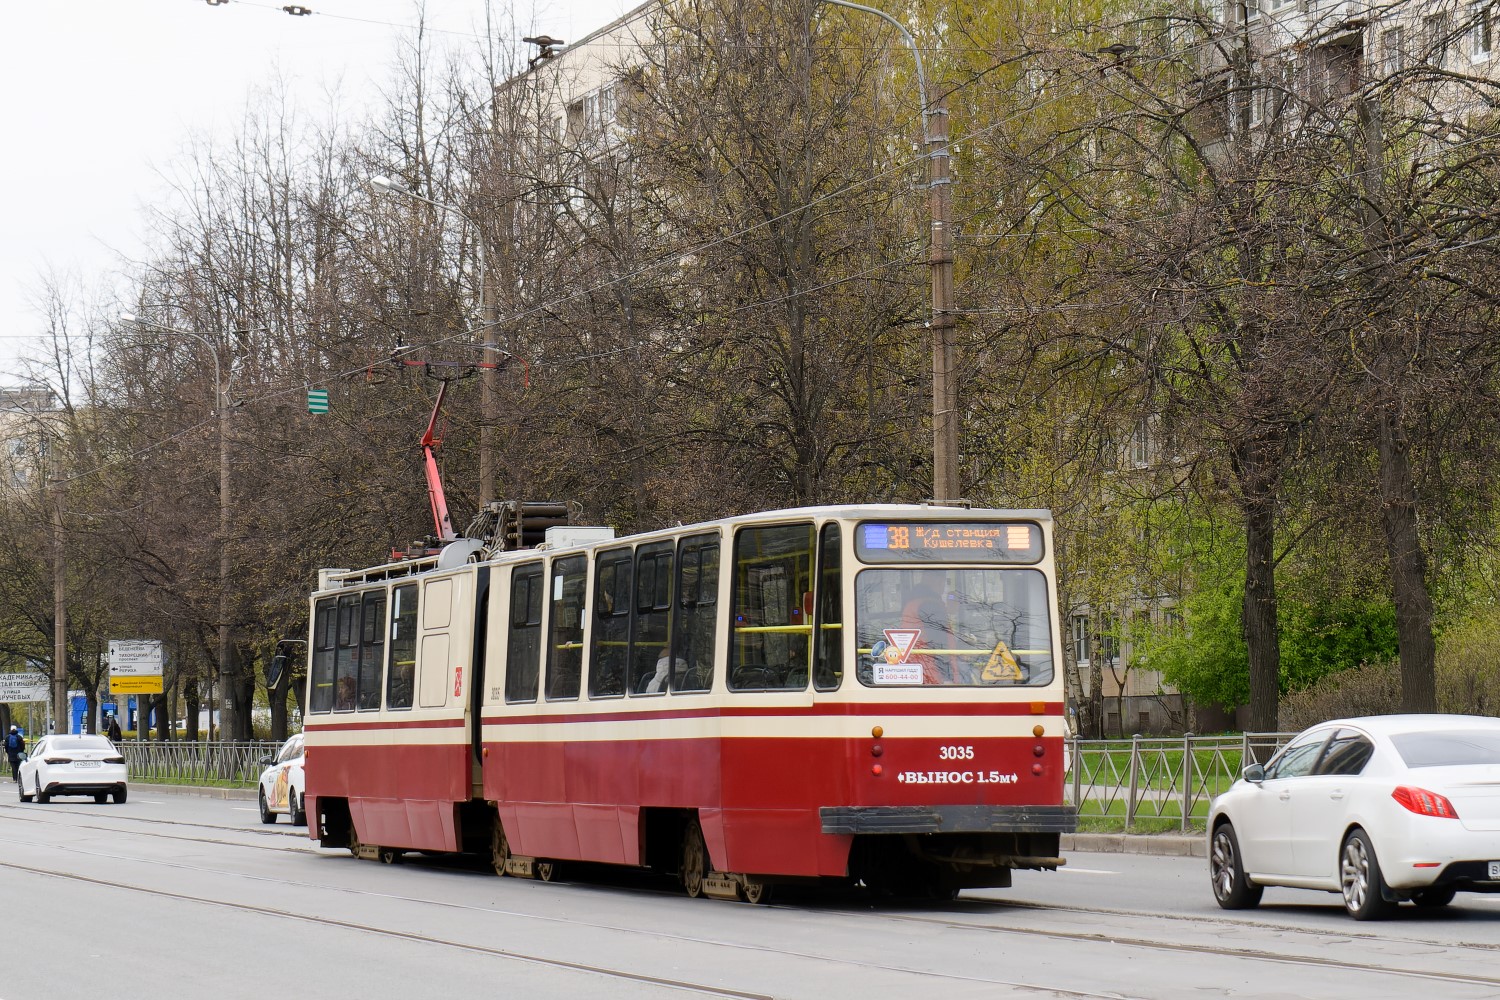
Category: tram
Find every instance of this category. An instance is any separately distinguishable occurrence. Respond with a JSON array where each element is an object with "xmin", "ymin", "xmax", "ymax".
[{"xmin": 301, "ymin": 504, "xmax": 1076, "ymax": 900}]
